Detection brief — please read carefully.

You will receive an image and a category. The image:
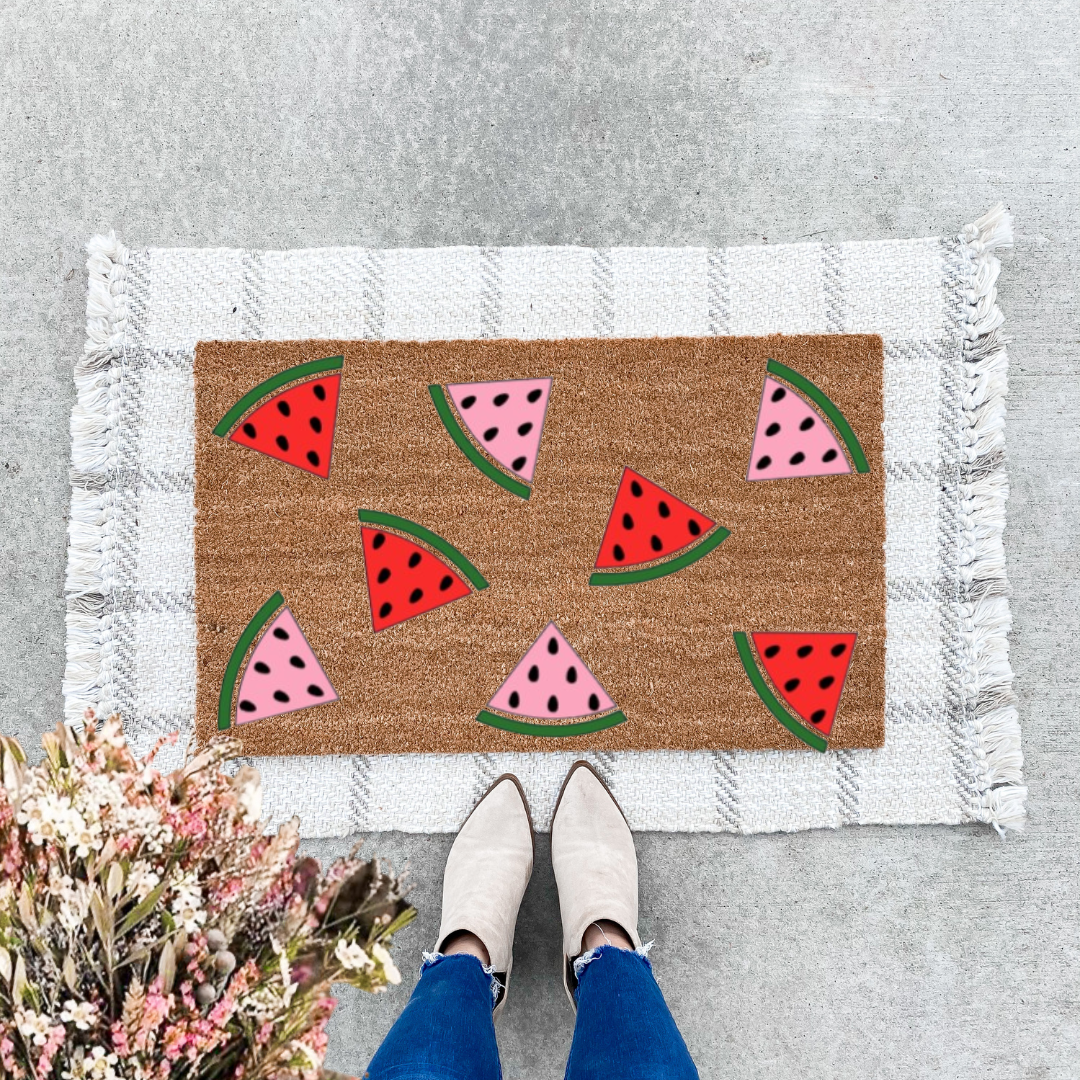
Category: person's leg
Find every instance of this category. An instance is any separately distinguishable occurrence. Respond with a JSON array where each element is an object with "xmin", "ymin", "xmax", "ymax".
[
  {"xmin": 364, "ymin": 951, "xmax": 501, "ymax": 1080},
  {"xmin": 551, "ymin": 763, "xmax": 699, "ymax": 1080},
  {"xmin": 564, "ymin": 941, "xmax": 698, "ymax": 1080}
]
